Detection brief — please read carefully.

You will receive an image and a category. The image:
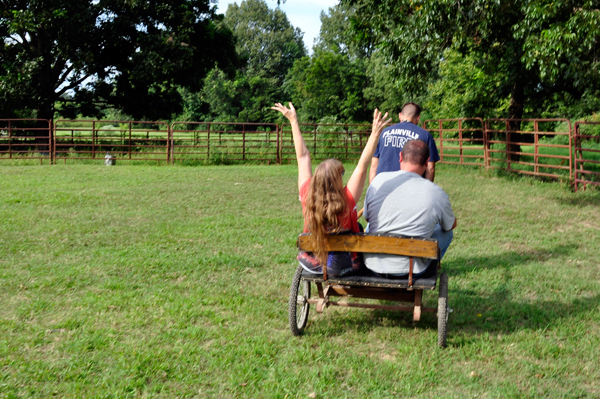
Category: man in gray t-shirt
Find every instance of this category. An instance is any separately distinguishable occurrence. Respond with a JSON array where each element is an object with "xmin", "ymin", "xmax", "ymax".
[{"xmin": 364, "ymin": 139, "xmax": 457, "ymax": 276}]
